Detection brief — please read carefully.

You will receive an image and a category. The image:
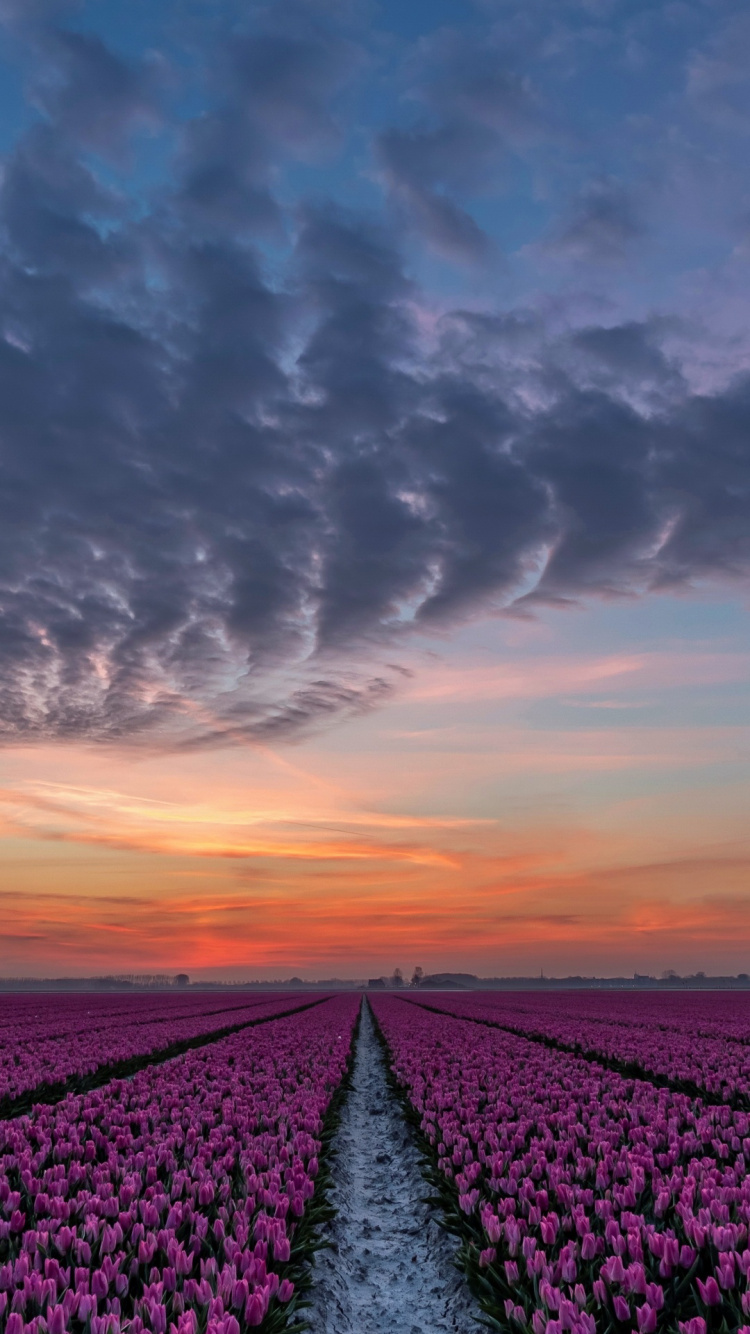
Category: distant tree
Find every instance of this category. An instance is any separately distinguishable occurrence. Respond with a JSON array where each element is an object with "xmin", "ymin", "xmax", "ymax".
[
  {"xmin": 411, "ymin": 966, "xmax": 424, "ymax": 988},
  {"xmin": 391, "ymin": 967, "xmax": 404, "ymax": 988},
  {"xmin": 174, "ymin": 974, "xmax": 190, "ymax": 987}
]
